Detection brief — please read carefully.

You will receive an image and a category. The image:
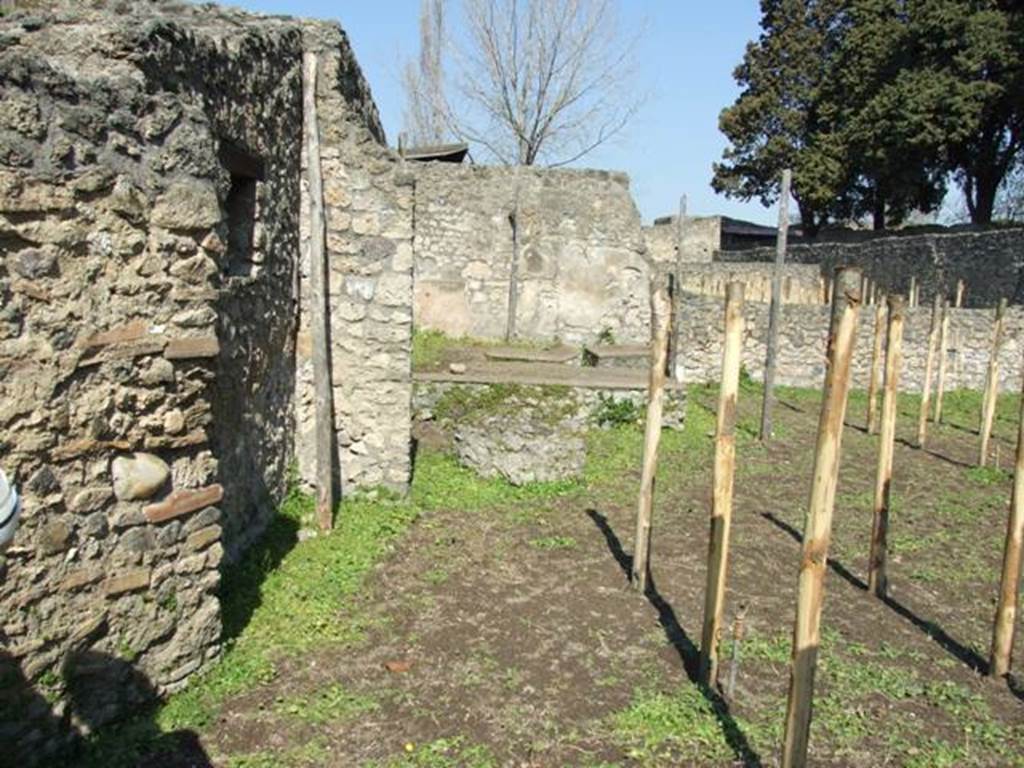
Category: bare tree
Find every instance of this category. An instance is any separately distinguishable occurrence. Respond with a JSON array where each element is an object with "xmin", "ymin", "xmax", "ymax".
[
  {"xmin": 403, "ymin": 0, "xmax": 642, "ymax": 166},
  {"xmin": 402, "ymin": 0, "xmax": 449, "ymax": 146}
]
